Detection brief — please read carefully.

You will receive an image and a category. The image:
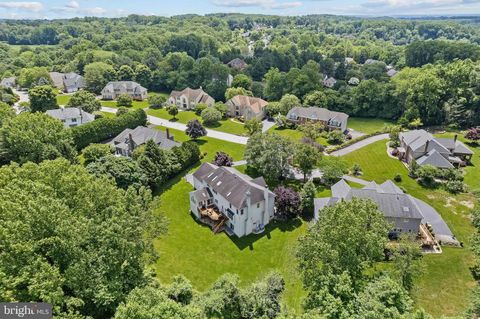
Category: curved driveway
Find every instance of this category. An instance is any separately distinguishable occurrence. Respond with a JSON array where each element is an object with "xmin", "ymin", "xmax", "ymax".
[{"xmin": 329, "ymin": 134, "xmax": 389, "ymax": 157}]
